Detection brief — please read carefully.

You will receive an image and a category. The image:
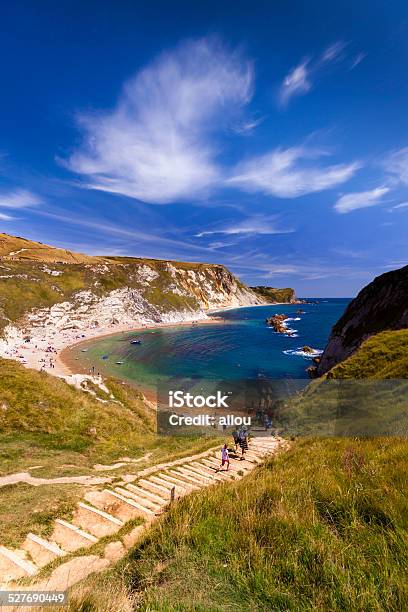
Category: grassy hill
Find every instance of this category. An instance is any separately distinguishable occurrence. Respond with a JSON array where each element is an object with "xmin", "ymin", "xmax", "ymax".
[
  {"xmin": 0, "ymin": 359, "xmax": 218, "ymax": 548},
  {"xmin": 271, "ymin": 330, "xmax": 408, "ymax": 438},
  {"xmin": 327, "ymin": 329, "xmax": 408, "ymax": 379},
  {"xmin": 0, "ymin": 233, "xmax": 98, "ymax": 263},
  {"xmin": 317, "ymin": 264, "xmax": 408, "ymax": 375},
  {"xmin": 62, "ymin": 329, "xmax": 408, "ymax": 611},
  {"xmin": 65, "ymin": 437, "xmax": 408, "ymax": 611},
  {"xmin": 251, "ymin": 285, "xmax": 296, "ymax": 303}
]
